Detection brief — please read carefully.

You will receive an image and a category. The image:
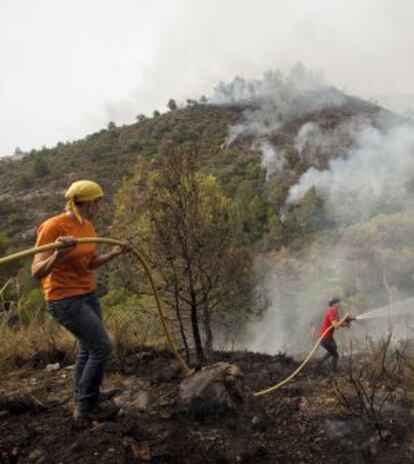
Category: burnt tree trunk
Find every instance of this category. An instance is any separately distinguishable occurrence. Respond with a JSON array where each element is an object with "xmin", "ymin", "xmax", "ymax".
[
  {"xmin": 190, "ymin": 289, "xmax": 205, "ymax": 364},
  {"xmin": 203, "ymin": 298, "xmax": 213, "ymax": 355},
  {"xmin": 173, "ymin": 279, "xmax": 190, "ymax": 363}
]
